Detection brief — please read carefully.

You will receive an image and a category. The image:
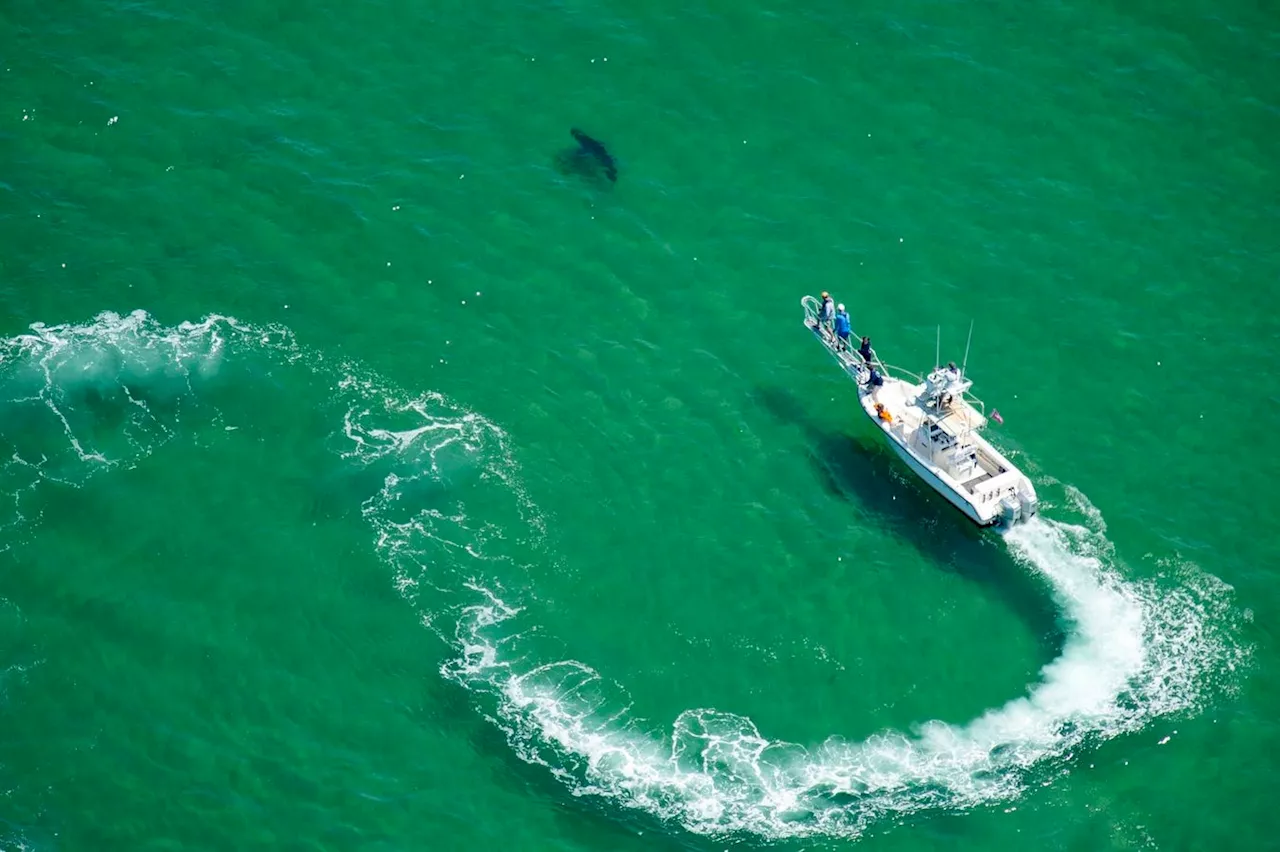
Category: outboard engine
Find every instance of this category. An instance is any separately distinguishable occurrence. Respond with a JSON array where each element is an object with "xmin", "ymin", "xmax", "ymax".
[
  {"xmin": 1019, "ymin": 491, "xmax": 1038, "ymax": 521},
  {"xmin": 999, "ymin": 495, "xmax": 1021, "ymax": 526}
]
